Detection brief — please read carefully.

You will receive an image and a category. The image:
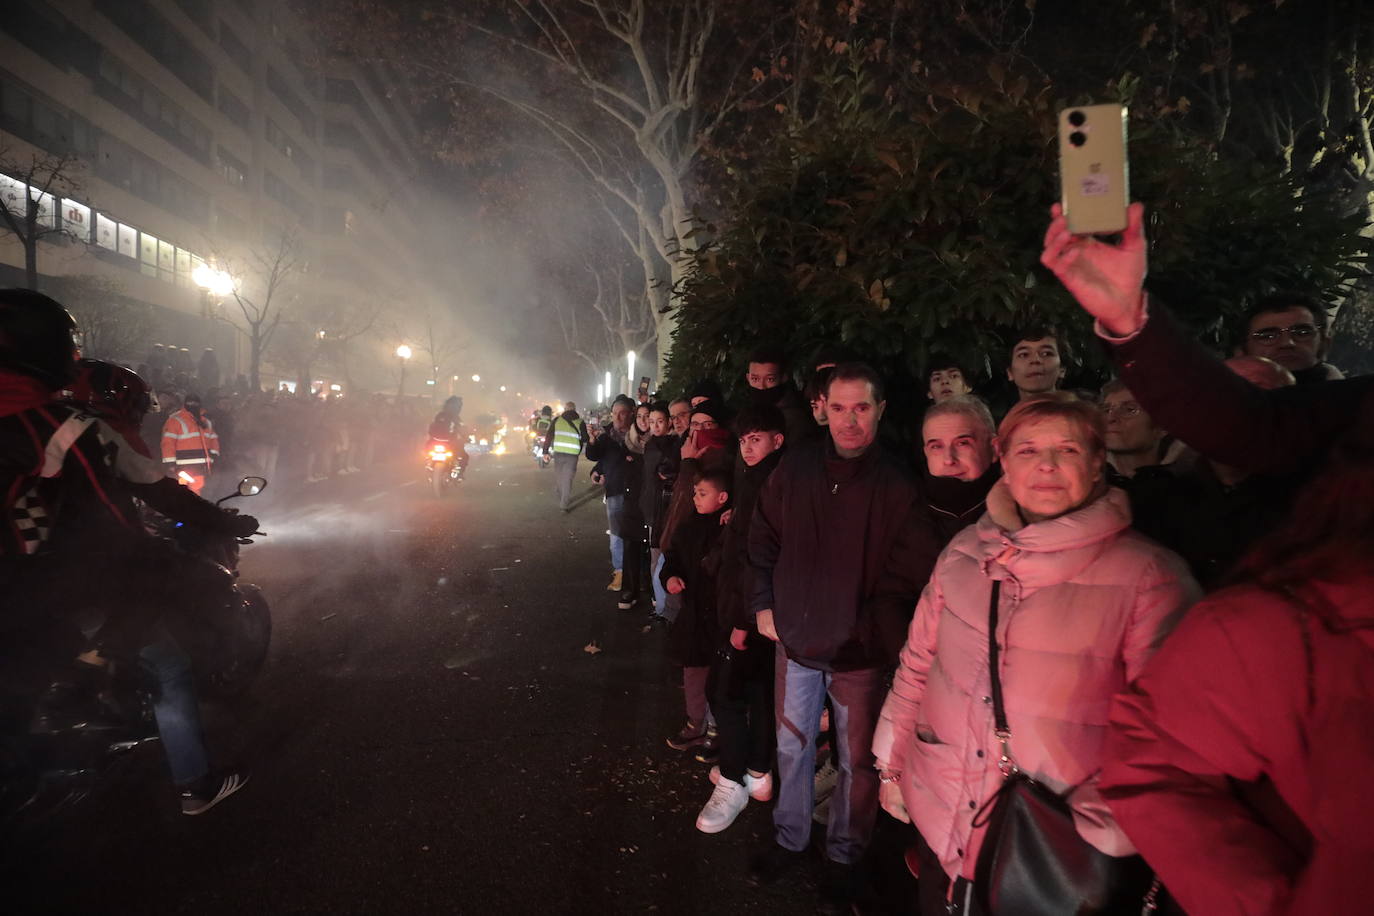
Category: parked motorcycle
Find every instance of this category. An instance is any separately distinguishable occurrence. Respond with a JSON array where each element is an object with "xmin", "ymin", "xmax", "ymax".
[
  {"xmin": 0, "ymin": 477, "xmax": 271, "ymax": 822},
  {"xmin": 425, "ymin": 438, "xmax": 467, "ymax": 497}
]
